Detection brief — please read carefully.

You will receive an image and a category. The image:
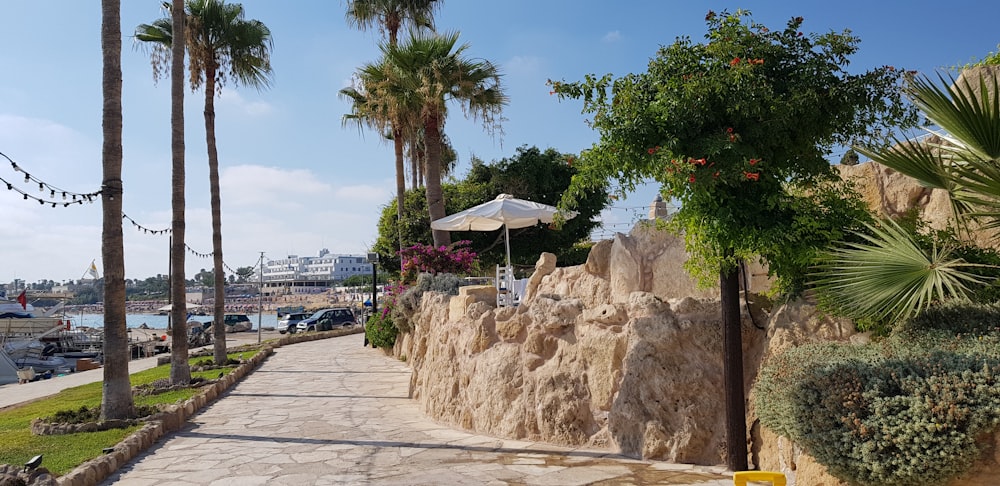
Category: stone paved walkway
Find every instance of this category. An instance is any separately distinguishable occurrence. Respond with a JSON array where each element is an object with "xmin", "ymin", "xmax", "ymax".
[{"xmin": 103, "ymin": 335, "xmax": 732, "ymax": 485}]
